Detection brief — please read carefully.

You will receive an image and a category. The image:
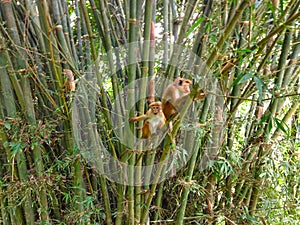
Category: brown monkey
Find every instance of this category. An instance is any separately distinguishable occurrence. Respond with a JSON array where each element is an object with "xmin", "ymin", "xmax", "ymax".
[
  {"xmin": 129, "ymin": 101, "xmax": 166, "ymax": 139},
  {"xmin": 161, "ymin": 77, "xmax": 205, "ymax": 120}
]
